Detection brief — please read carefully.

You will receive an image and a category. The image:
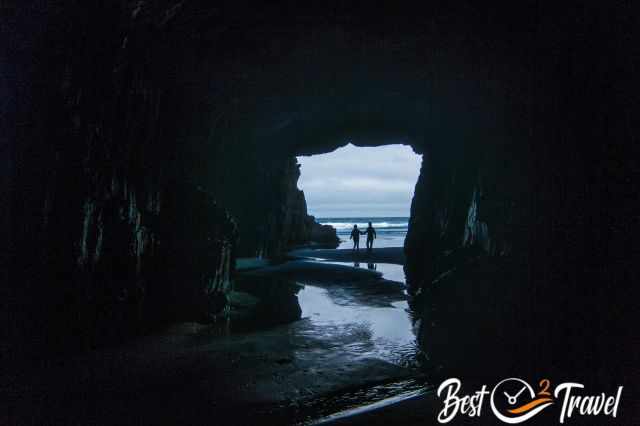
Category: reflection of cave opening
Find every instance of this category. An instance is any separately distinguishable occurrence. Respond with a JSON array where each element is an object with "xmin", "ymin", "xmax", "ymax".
[{"xmin": 296, "ymin": 143, "xmax": 422, "ymax": 250}]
